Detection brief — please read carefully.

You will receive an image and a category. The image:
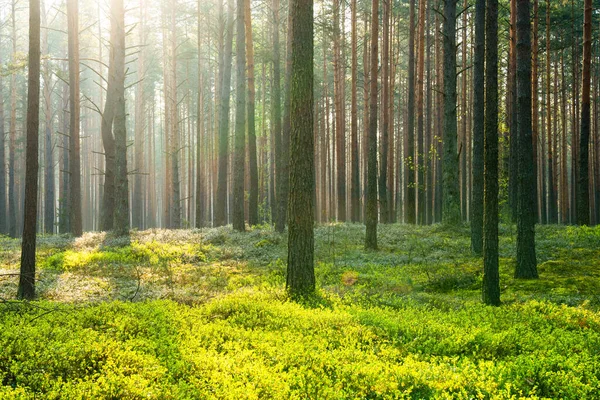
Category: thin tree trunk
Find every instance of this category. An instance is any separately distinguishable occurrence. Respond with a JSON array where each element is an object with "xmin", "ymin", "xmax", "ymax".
[
  {"xmin": 471, "ymin": 0, "xmax": 485, "ymax": 254},
  {"xmin": 245, "ymin": 0, "xmax": 259, "ymax": 226},
  {"xmin": 406, "ymin": 0, "xmax": 416, "ymax": 224},
  {"xmin": 365, "ymin": 0, "xmax": 379, "ymax": 249},
  {"xmin": 578, "ymin": 0, "xmax": 592, "ymax": 225},
  {"xmin": 68, "ymin": 0, "xmax": 82, "ymax": 236},
  {"xmin": 350, "ymin": 0, "xmax": 360, "ymax": 222},
  {"xmin": 232, "ymin": 0, "xmax": 246, "ymax": 231}
]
